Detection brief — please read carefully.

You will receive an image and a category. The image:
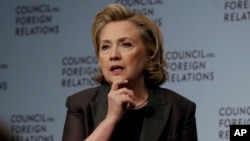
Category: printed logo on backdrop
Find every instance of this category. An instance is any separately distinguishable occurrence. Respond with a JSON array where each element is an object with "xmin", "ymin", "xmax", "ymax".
[
  {"xmin": 0, "ymin": 63, "xmax": 8, "ymax": 91},
  {"xmin": 10, "ymin": 113, "xmax": 56, "ymax": 141},
  {"xmin": 61, "ymin": 56, "xmax": 98, "ymax": 88},
  {"xmin": 224, "ymin": 0, "xmax": 250, "ymax": 22},
  {"xmin": 115, "ymin": 0, "xmax": 163, "ymax": 27},
  {"xmin": 15, "ymin": 4, "xmax": 60, "ymax": 36},
  {"xmin": 218, "ymin": 106, "xmax": 250, "ymax": 140},
  {"xmin": 166, "ymin": 50, "xmax": 215, "ymax": 83}
]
